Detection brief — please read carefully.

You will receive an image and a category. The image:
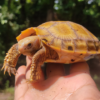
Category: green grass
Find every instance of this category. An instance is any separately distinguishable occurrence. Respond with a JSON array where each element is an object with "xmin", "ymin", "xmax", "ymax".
[
  {"xmin": 5, "ymin": 87, "xmax": 14, "ymax": 100},
  {"xmin": 5, "ymin": 87, "xmax": 14, "ymax": 94}
]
